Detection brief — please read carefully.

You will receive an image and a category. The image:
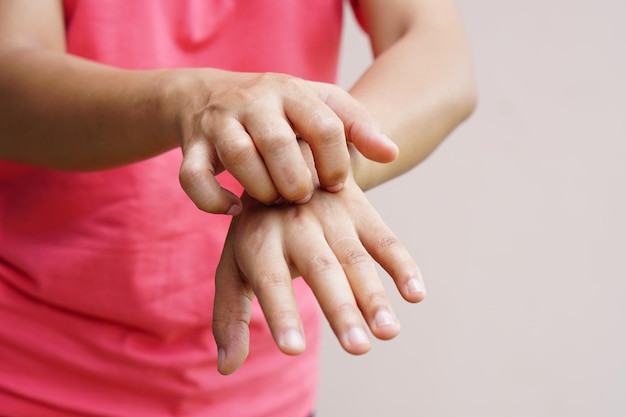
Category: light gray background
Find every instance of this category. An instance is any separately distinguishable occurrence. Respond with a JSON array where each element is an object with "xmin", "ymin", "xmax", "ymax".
[{"xmin": 318, "ymin": 1, "xmax": 626, "ymax": 416}]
